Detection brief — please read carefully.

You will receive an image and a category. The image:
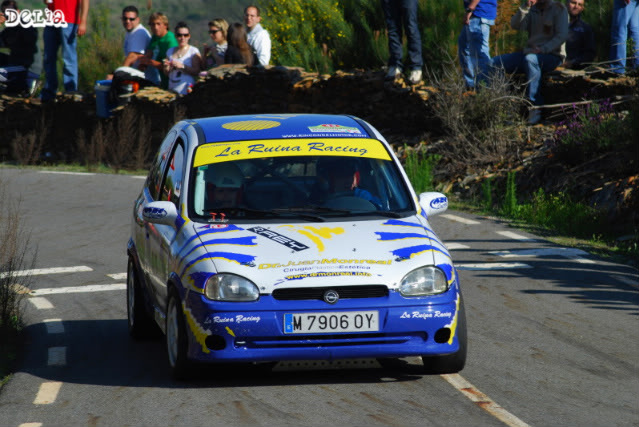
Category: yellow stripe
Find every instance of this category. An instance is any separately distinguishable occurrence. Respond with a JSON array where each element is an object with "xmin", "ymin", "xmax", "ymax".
[{"xmin": 194, "ymin": 138, "xmax": 391, "ymax": 167}]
